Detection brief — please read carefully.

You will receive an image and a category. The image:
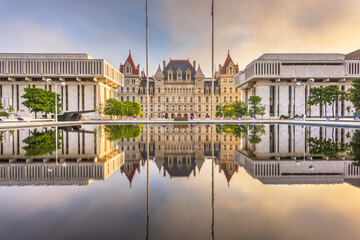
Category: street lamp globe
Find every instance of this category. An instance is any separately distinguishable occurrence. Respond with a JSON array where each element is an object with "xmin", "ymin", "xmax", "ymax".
[
  {"xmin": 309, "ymin": 78, "xmax": 315, "ymax": 83},
  {"xmin": 296, "ymin": 82, "xmax": 301, "ymax": 86},
  {"xmin": 60, "ymin": 82, "xmax": 66, "ymax": 87},
  {"xmin": 46, "ymin": 78, "xmax": 52, "ymax": 83}
]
